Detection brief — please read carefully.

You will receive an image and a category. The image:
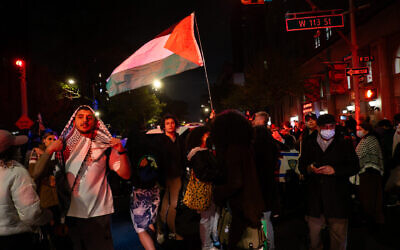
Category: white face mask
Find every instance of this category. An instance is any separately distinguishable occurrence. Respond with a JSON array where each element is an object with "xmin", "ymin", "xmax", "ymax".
[
  {"xmin": 320, "ymin": 129, "xmax": 335, "ymax": 140},
  {"xmin": 357, "ymin": 130, "xmax": 366, "ymax": 138}
]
